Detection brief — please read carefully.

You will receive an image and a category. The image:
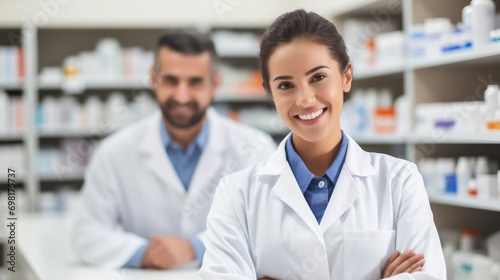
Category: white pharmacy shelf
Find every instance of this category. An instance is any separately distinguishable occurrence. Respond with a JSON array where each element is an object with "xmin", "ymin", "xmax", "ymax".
[
  {"xmin": 38, "ymin": 130, "xmax": 113, "ymax": 138},
  {"xmin": 37, "ymin": 81, "xmax": 268, "ymax": 103},
  {"xmin": 0, "ymin": 177, "xmax": 24, "ymax": 184},
  {"xmin": 0, "ymin": 81, "xmax": 23, "ymax": 90},
  {"xmin": 349, "ymin": 133, "xmax": 407, "ymax": 144},
  {"xmin": 354, "ymin": 63, "xmax": 405, "ymax": 80},
  {"xmin": 352, "ymin": 45, "xmax": 500, "ymax": 79},
  {"xmin": 215, "ymin": 94, "xmax": 268, "ymax": 103},
  {"xmin": 410, "ymin": 45, "xmax": 500, "ymax": 70},
  {"xmin": 39, "ymin": 173, "xmax": 85, "ymax": 182},
  {"xmin": 38, "ymin": 80, "xmax": 151, "ymax": 90},
  {"xmin": 35, "ymin": 128, "xmax": 500, "ymax": 144},
  {"xmin": 428, "ymin": 194, "xmax": 500, "ymax": 213},
  {"xmin": 411, "ymin": 132, "xmax": 500, "ymax": 144},
  {"xmin": 328, "ymin": 0, "xmax": 395, "ymax": 17},
  {"xmin": 0, "ymin": 133, "xmax": 24, "ymax": 141},
  {"xmin": 218, "ymin": 52, "xmax": 259, "ymax": 59}
]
